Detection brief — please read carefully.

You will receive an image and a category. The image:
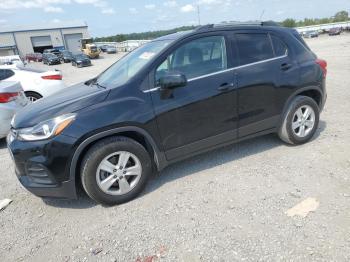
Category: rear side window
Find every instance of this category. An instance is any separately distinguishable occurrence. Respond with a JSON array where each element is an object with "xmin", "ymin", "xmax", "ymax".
[
  {"xmin": 0, "ymin": 69, "xmax": 15, "ymax": 81},
  {"xmin": 235, "ymin": 33, "xmax": 274, "ymax": 65},
  {"xmin": 270, "ymin": 35, "xmax": 288, "ymax": 56}
]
